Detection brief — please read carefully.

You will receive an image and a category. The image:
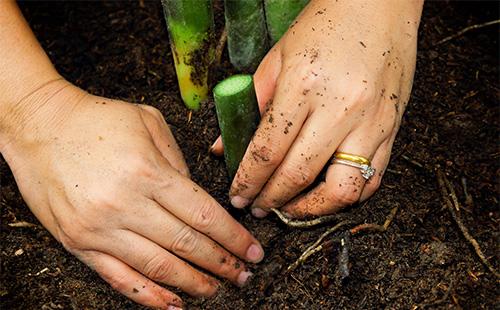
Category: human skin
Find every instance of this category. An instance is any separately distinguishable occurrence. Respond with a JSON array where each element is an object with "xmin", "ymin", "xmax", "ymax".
[
  {"xmin": 0, "ymin": 1, "xmax": 264, "ymax": 309},
  {"xmin": 213, "ymin": 0, "xmax": 424, "ymax": 218}
]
